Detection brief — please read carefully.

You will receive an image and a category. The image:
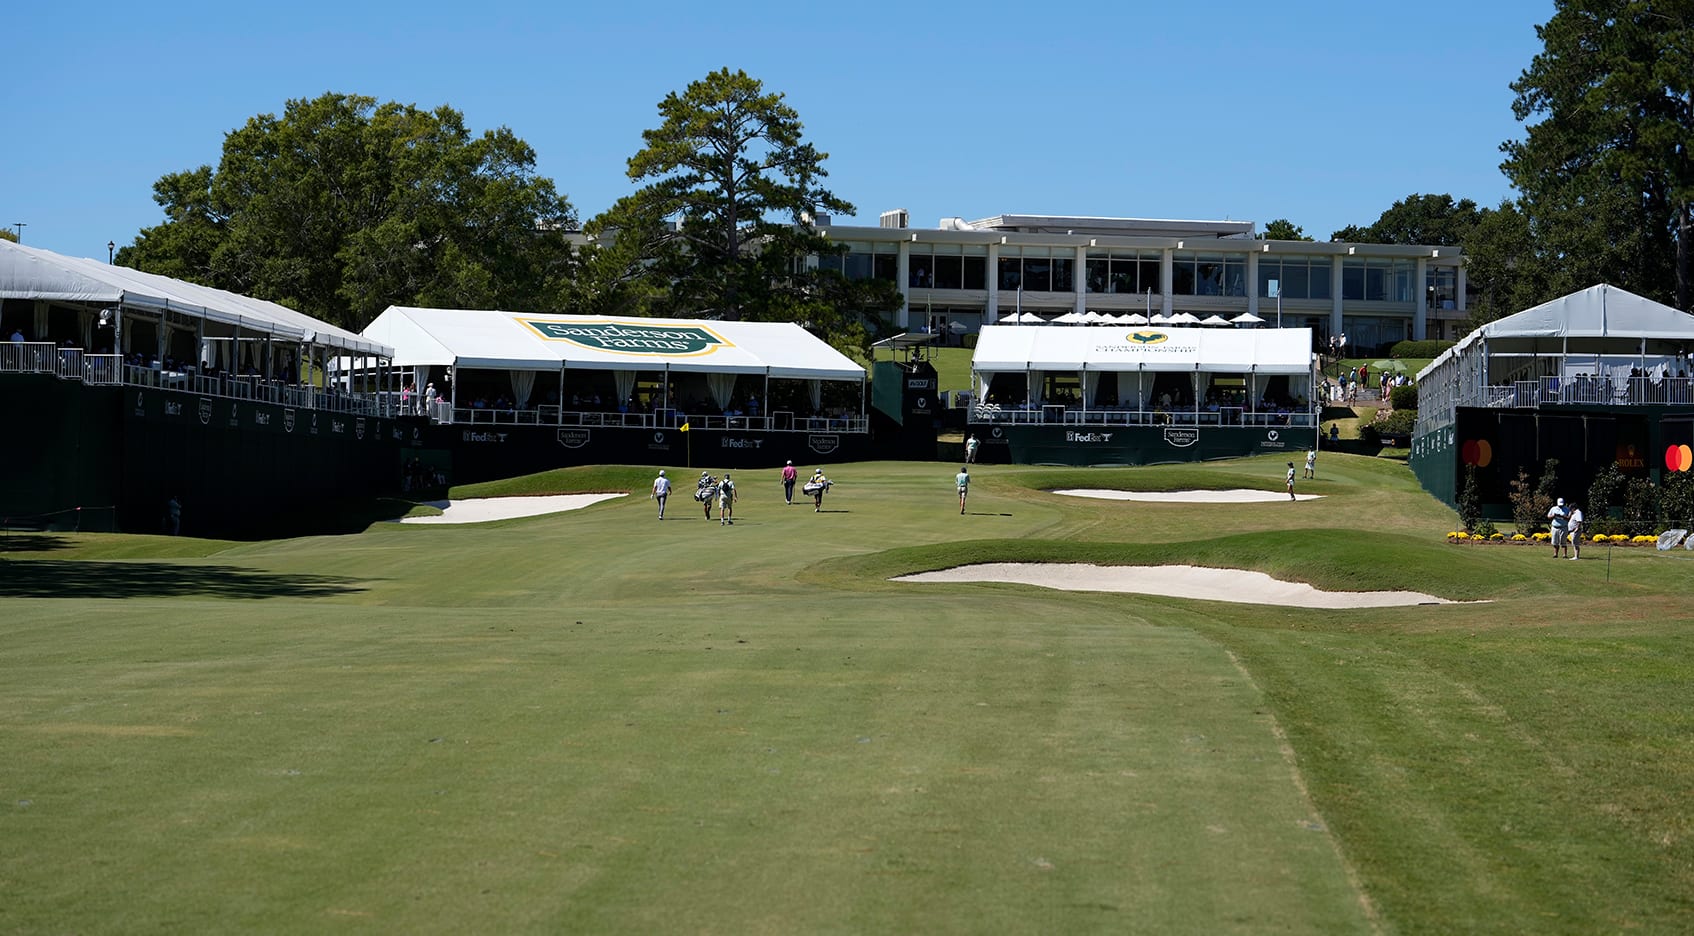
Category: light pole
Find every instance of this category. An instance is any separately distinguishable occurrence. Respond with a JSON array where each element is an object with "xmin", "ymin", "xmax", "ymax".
[
  {"xmin": 12, "ymin": 222, "xmax": 24, "ymax": 243},
  {"xmin": 108, "ymin": 241, "xmax": 115, "ymax": 264}
]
